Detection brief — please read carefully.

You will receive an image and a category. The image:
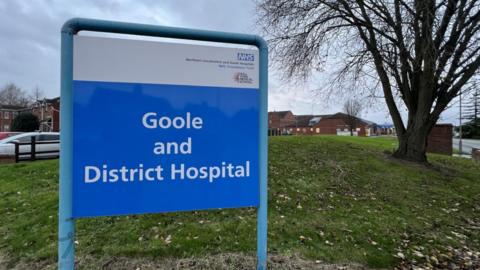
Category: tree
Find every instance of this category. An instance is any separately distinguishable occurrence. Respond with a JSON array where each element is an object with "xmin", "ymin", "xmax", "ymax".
[
  {"xmin": 458, "ymin": 118, "xmax": 480, "ymax": 138},
  {"xmin": 0, "ymin": 83, "xmax": 30, "ymax": 107},
  {"xmin": 258, "ymin": 0, "xmax": 480, "ymax": 163},
  {"xmin": 343, "ymin": 99, "xmax": 363, "ymax": 136},
  {"xmin": 11, "ymin": 113, "xmax": 40, "ymax": 132}
]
